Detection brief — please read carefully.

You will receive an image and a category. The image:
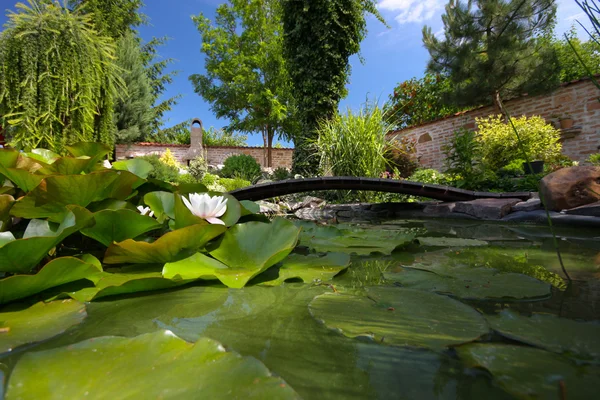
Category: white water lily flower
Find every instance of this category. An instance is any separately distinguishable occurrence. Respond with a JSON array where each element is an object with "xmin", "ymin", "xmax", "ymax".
[
  {"xmin": 137, "ymin": 206, "xmax": 154, "ymax": 218},
  {"xmin": 182, "ymin": 193, "xmax": 228, "ymax": 225}
]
